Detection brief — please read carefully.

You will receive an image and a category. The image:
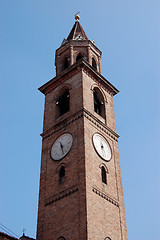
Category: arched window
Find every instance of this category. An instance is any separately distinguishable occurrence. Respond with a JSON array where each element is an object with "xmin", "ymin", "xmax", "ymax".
[
  {"xmin": 76, "ymin": 53, "xmax": 83, "ymax": 62},
  {"xmin": 57, "ymin": 237, "xmax": 66, "ymax": 240},
  {"xmin": 100, "ymin": 163, "xmax": 108, "ymax": 185},
  {"xmin": 63, "ymin": 57, "xmax": 69, "ymax": 70},
  {"xmin": 92, "ymin": 57, "xmax": 97, "ymax": 70},
  {"xmin": 101, "ymin": 166, "xmax": 107, "ymax": 184},
  {"xmin": 93, "ymin": 87, "xmax": 105, "ymax": 118},
  {"xmin": 56, "ymin": 90, "xmax": 70, "ymax": 118},
  {"xmin": 104, "ymin": 238, "xmax": 111, "ymax": 240},
  {"xmin": 59, "ymin": 166, "xmax": 65, "ymax": 183}
]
